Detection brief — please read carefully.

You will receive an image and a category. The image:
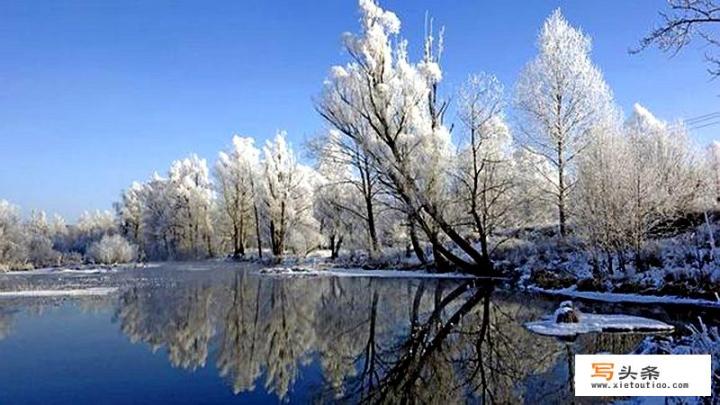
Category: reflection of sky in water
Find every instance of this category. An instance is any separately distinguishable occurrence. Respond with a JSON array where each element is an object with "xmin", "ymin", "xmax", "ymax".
[{"xmin": 0, "ymin": 264, "xmax": 715, "ymax": 404}]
